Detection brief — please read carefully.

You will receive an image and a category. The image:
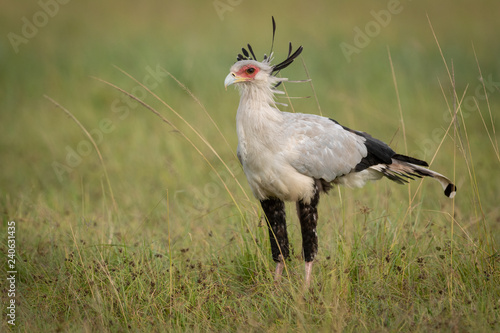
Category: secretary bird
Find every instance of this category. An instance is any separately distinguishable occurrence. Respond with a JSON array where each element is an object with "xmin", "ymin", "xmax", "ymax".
[{"xmin": 224, "ymin": 18, "xmax": 456, "ymax": 287}]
